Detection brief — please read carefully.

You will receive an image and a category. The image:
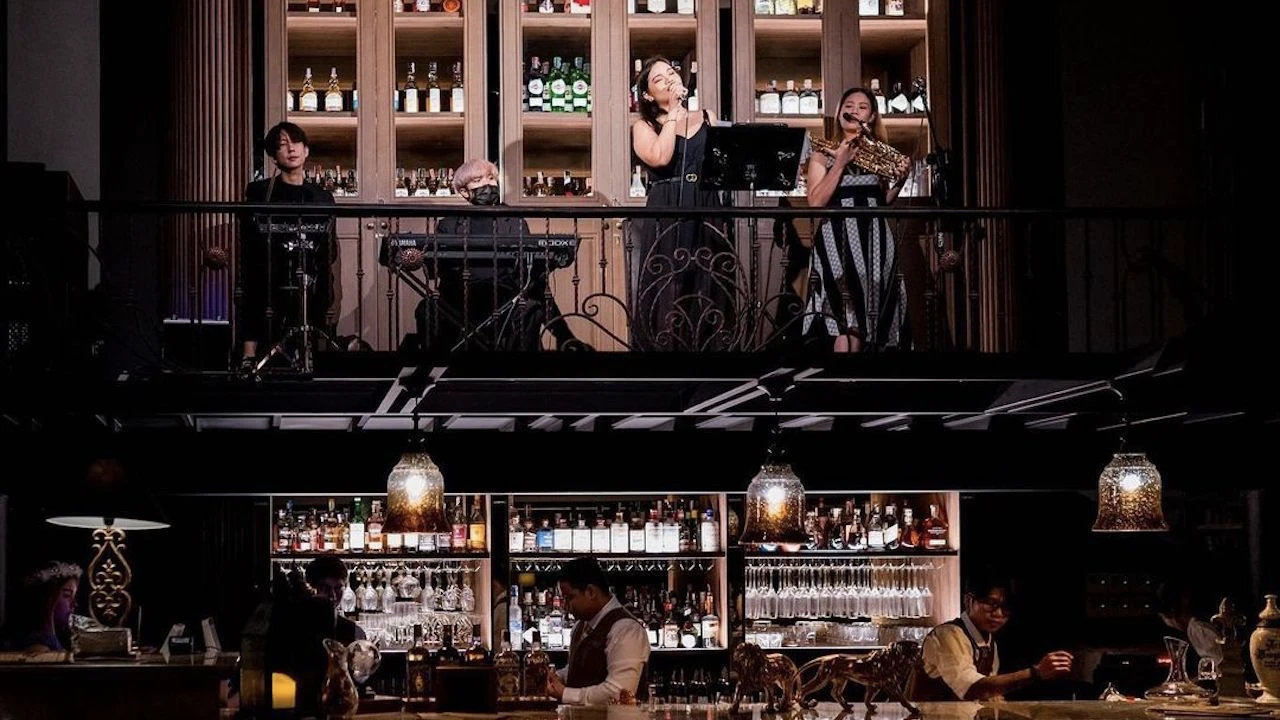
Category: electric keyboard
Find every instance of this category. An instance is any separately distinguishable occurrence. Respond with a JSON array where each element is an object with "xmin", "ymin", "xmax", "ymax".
[{"xmin": 379, "ymin": 232, "xmax": 578, "ymax": 270}]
